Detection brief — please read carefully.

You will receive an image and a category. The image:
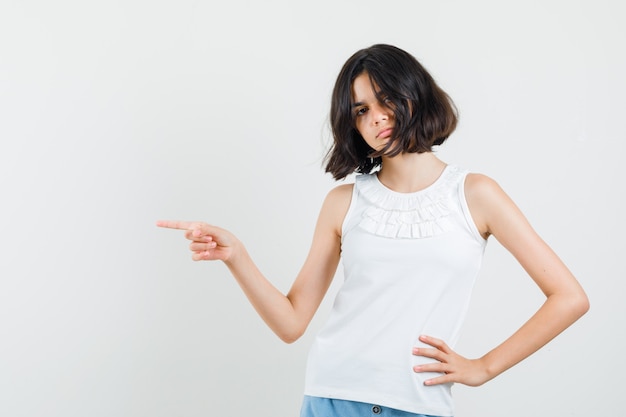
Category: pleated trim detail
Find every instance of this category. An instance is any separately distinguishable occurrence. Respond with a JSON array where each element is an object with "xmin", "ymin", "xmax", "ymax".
[{"xmin": 357, "ymin": 165, "xmax": 462, "ymax": 239}]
